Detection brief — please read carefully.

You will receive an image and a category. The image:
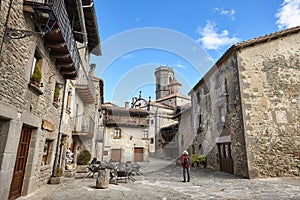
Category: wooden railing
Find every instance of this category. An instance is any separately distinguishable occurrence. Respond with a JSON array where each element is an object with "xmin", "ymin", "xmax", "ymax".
[
  {"xmin": 73, "ymin": 114, "xmax": 95, "ymax": 137},
  {"xmin": 105, "ymin": 115, "xmax": 149, "ymax": 126}
]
